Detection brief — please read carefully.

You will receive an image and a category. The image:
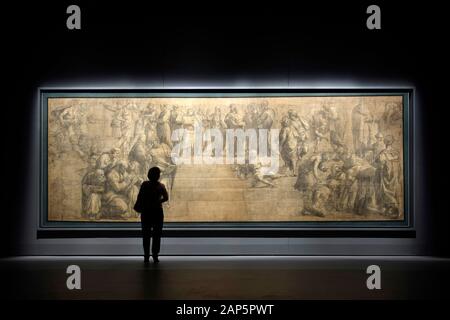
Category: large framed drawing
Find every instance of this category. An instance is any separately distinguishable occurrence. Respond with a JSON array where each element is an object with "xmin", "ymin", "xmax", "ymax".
[{"xmin": 39, "ymin": 89, "xmax": 413, "ymax": 234}]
